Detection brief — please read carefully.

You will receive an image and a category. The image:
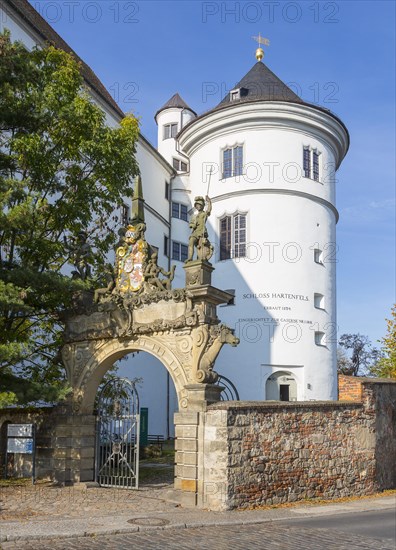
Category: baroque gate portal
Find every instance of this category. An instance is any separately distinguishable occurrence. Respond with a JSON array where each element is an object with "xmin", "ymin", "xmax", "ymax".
[{"xmin": 58, "ymin": 179, "xmax": 239, "ymax": 506}]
